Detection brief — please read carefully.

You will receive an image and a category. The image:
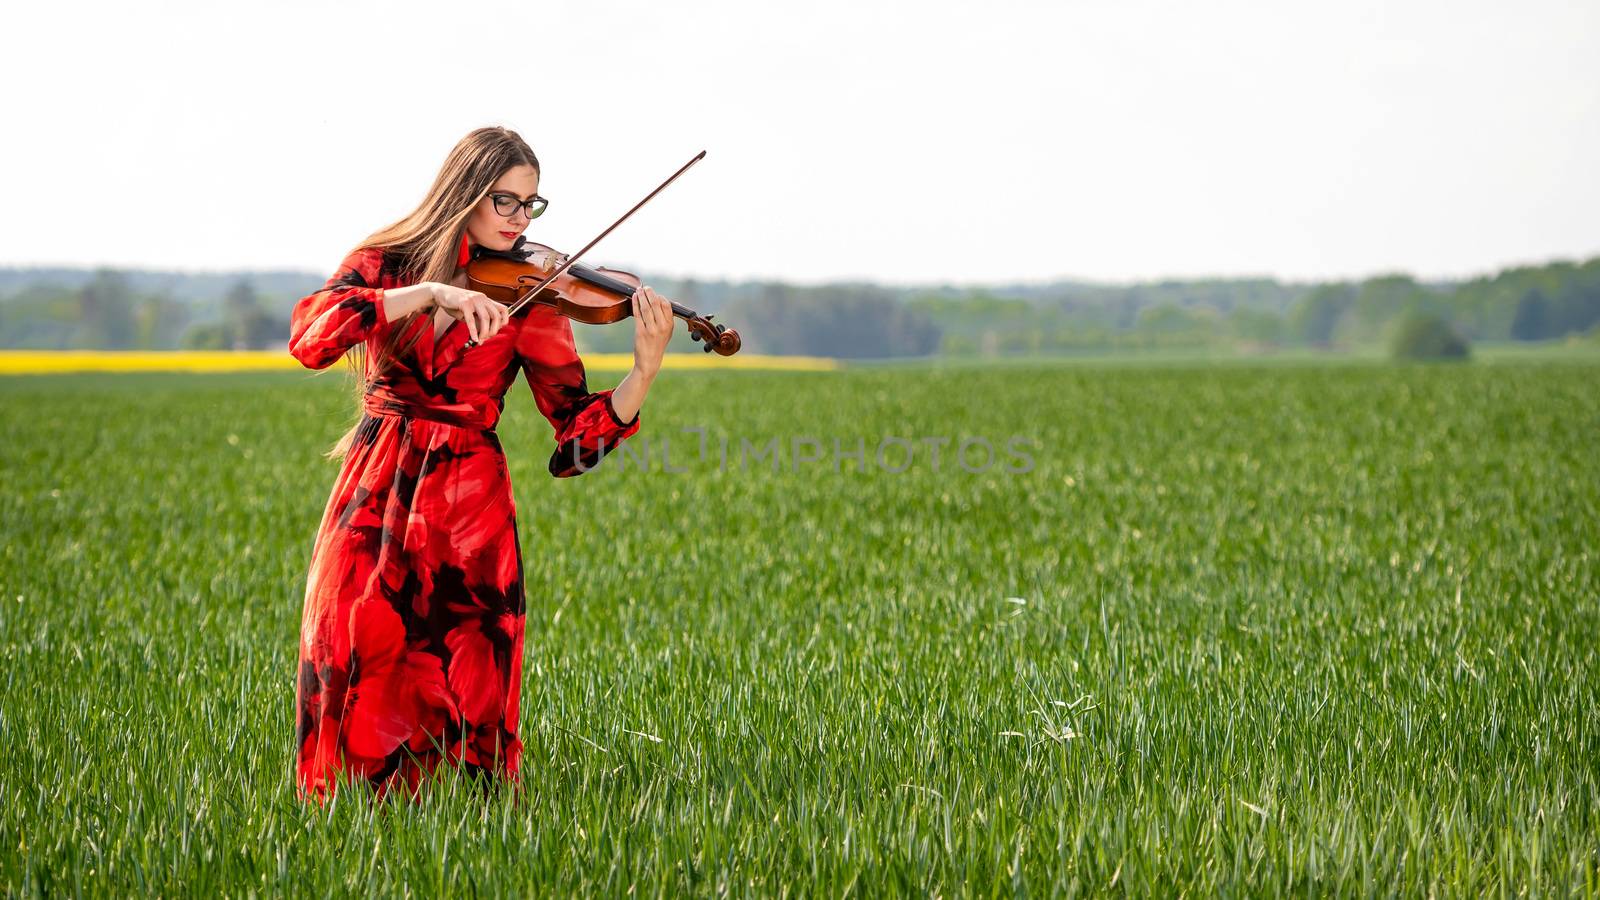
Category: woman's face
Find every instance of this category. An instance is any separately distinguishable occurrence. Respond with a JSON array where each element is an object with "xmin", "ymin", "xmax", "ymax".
[{"xmin": 464, "ymin": 164, "xmax": 541, "ymax": 256}]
